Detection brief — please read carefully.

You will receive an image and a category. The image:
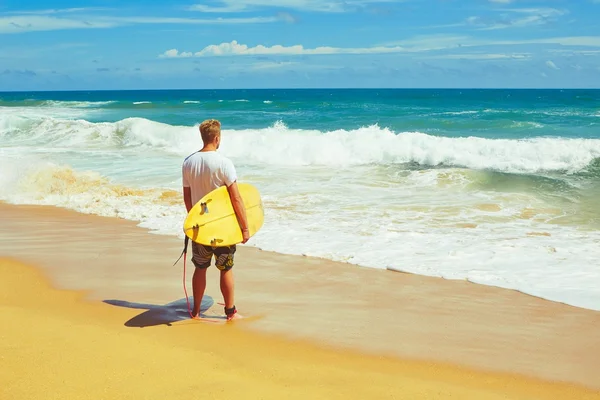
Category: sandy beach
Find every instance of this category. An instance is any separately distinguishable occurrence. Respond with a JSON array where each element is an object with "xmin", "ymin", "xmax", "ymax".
[{"xmin": 1, "ymin": 202, "xmax": 599, "ymax": 399}]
